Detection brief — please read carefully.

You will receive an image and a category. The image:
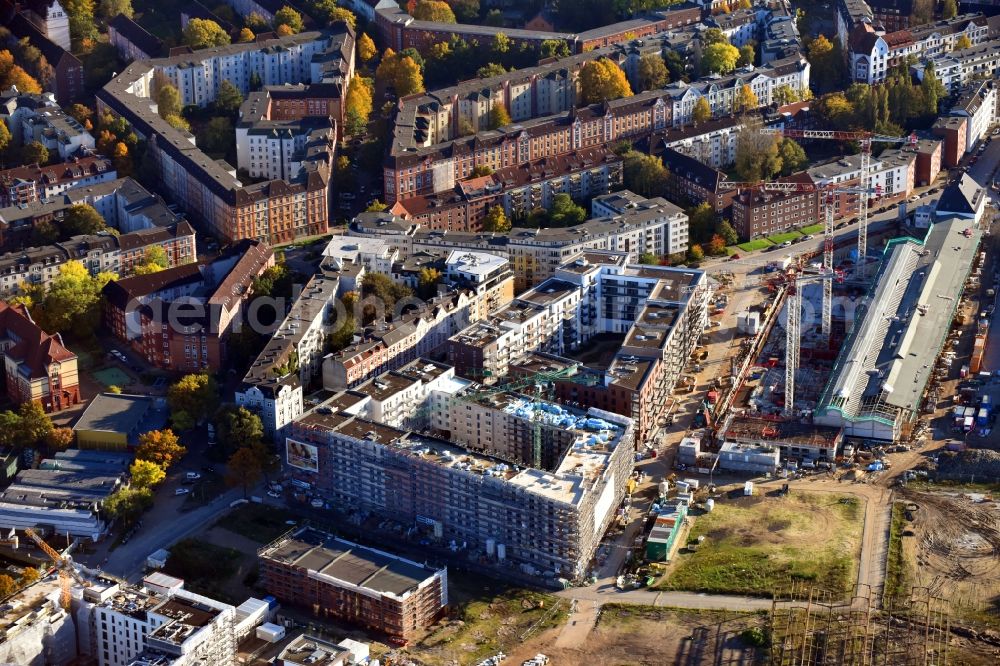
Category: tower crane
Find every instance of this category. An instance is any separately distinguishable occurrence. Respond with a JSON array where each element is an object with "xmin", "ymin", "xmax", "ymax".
[{"xmin": 23, "ymin": 527, "xmax": 88, "ymax": 609}]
